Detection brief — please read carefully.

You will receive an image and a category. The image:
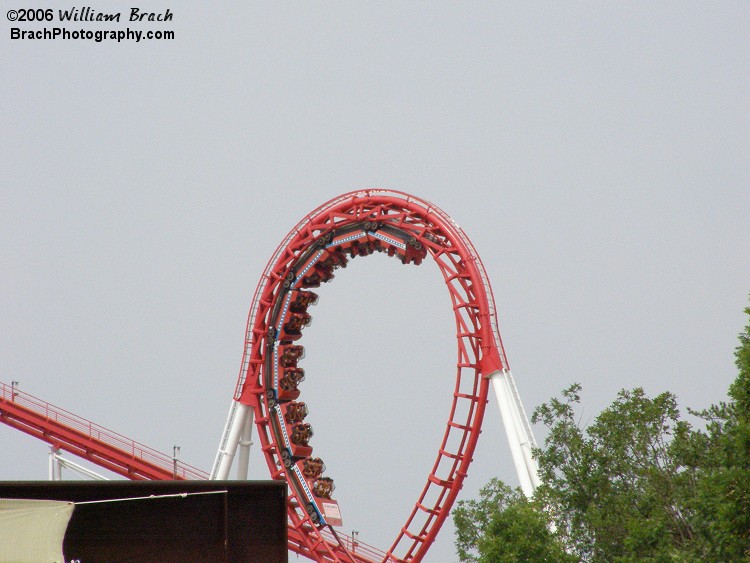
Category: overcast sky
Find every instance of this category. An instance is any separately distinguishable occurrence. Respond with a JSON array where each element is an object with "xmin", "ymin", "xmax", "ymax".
[{"xmin": 2, "ymin": 2, "xmax": 749, "ymax": 560}]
